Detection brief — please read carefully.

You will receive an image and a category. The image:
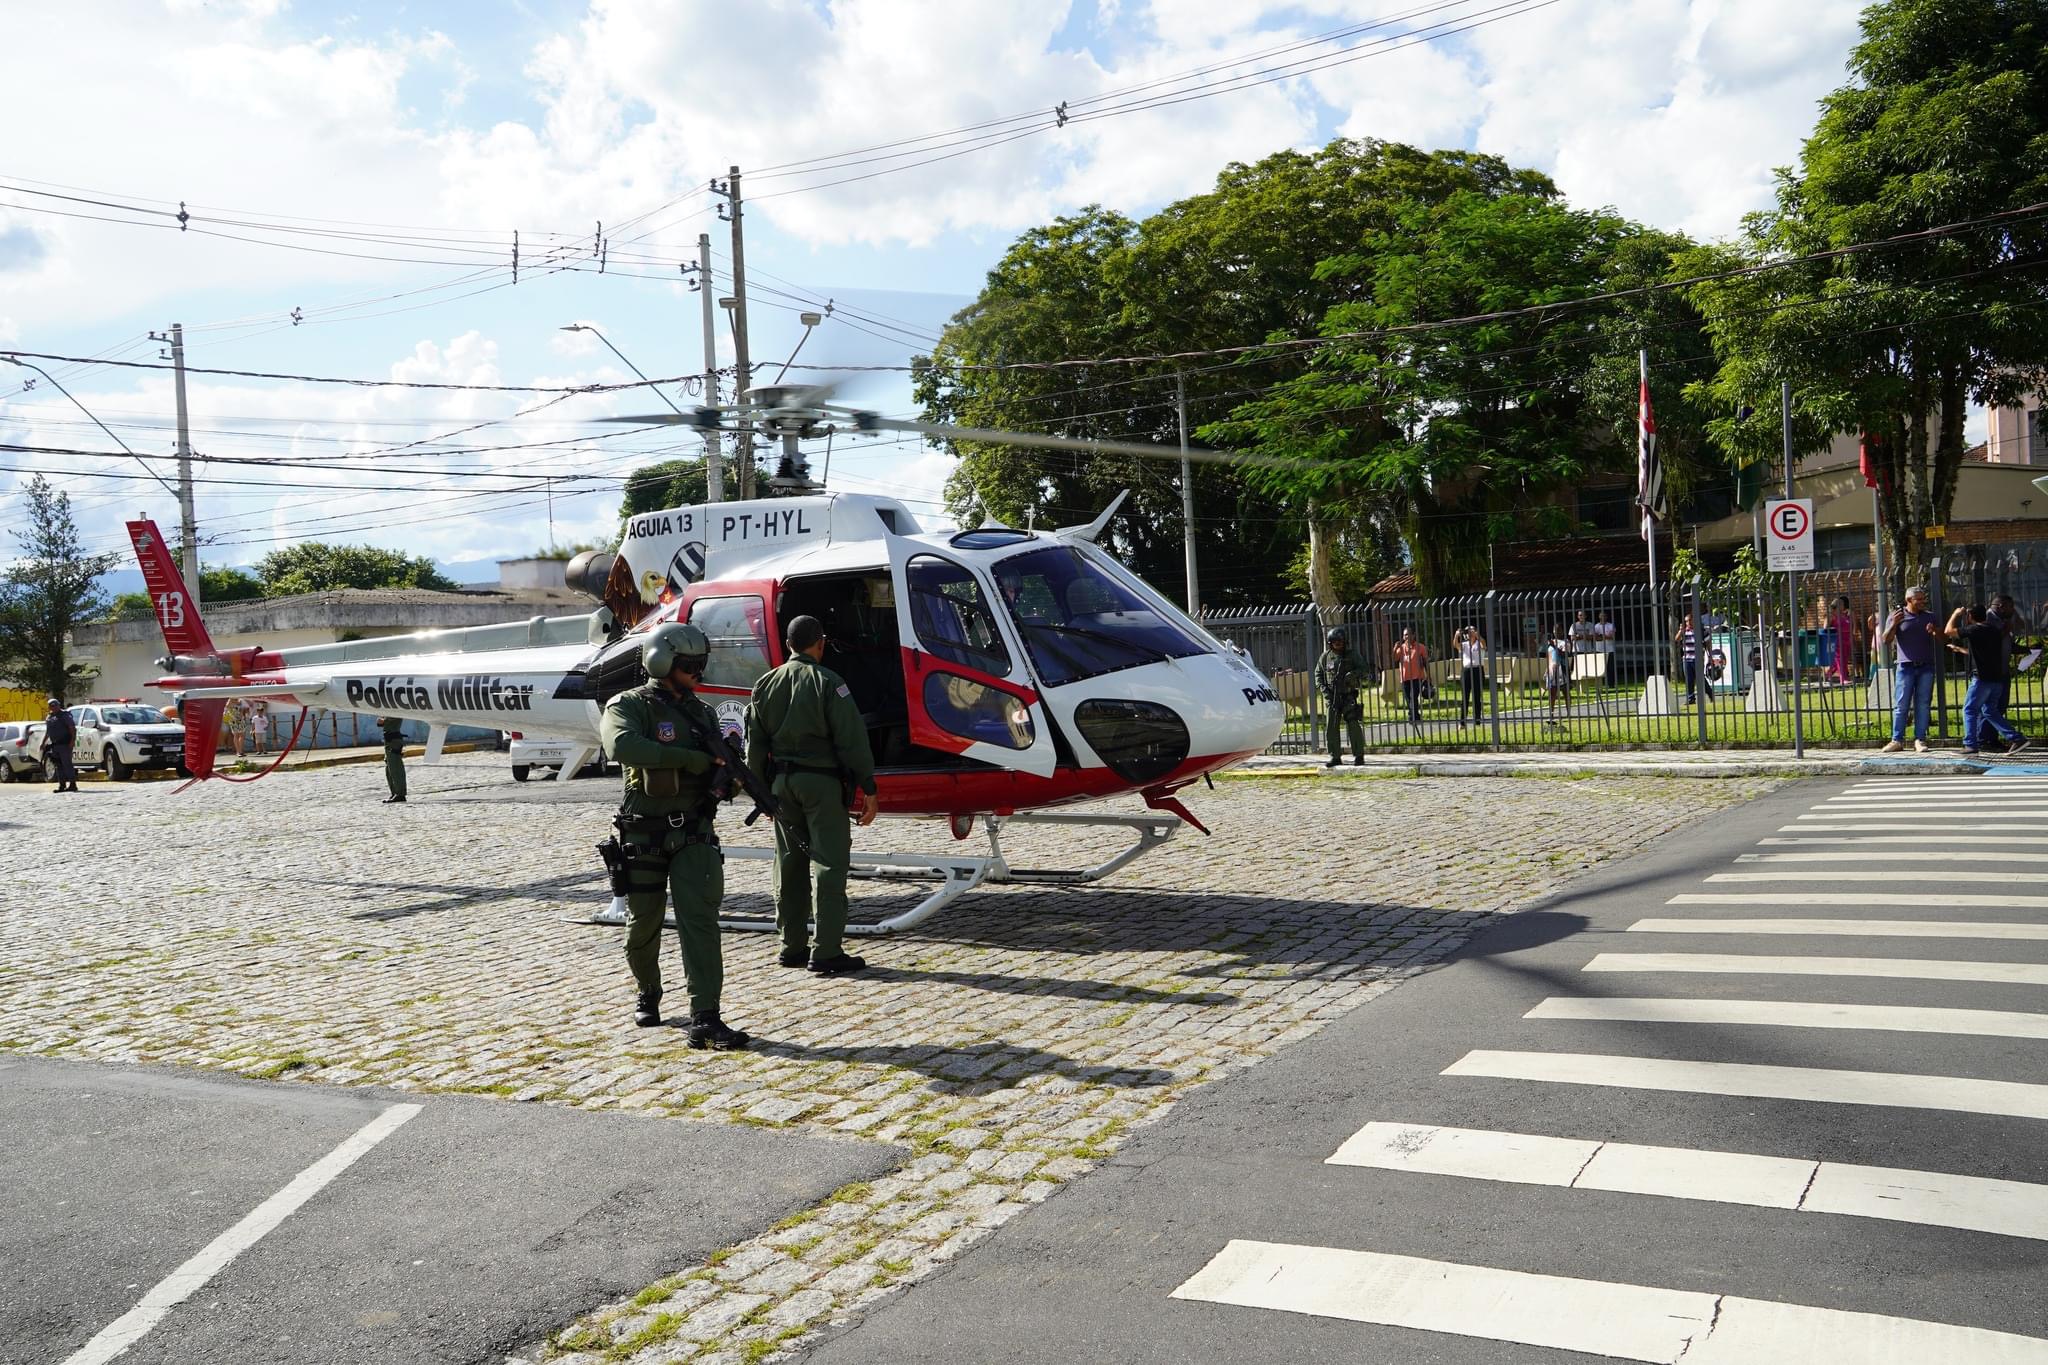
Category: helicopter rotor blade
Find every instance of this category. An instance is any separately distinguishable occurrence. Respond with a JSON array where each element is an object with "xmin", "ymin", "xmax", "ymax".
[{"xmin": 844, "ymin": 414, "xmax": 1319, "ymax": 471}]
